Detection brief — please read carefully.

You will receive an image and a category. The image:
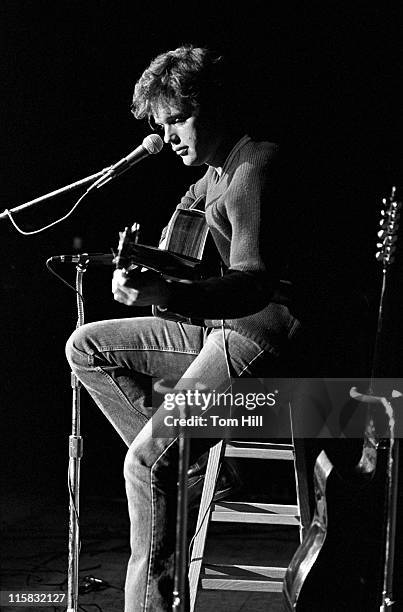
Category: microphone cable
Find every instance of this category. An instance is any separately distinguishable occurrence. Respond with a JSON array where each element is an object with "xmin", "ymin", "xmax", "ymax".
[
  {"xmin": 5, "ymin": 134, "xmax": 163, "ymax": 236},
  {"xmin": 45, "ymin": 257, "xmax": 86, "ymax": 302},
  {"xmin": 5, "ymin": 180, "xmax": 99, "ymax": 236}
]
